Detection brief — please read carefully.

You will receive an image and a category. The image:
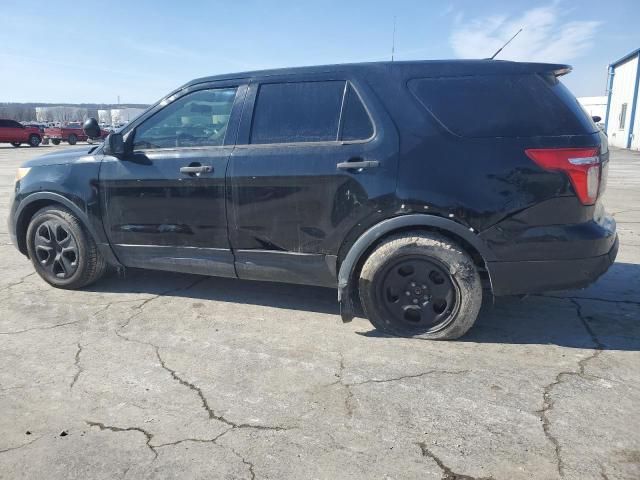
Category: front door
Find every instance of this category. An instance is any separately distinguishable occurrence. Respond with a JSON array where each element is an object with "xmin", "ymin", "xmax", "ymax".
[
  {"xmin": 100, "ymin": 84, "xmax": 246, "ymax": 277},
  {"xmin": 228, "ymin": 77, "xmax": 399, "ymax": 286}
]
